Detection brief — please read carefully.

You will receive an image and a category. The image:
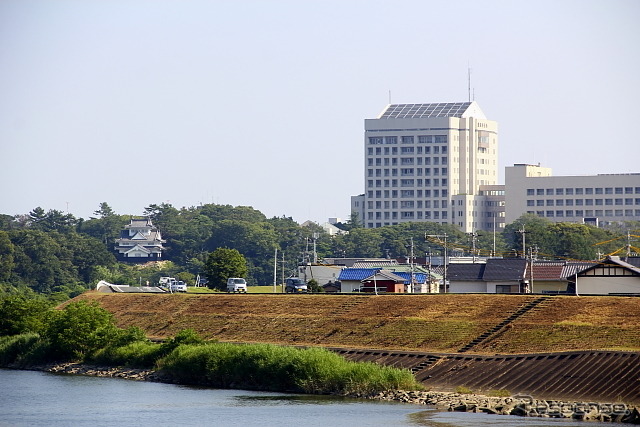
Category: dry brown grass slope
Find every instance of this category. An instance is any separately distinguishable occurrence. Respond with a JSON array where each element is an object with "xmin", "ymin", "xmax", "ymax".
[{"xmin": 71, "ymin": 293, "xmax": 640, "ymax": 354}]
